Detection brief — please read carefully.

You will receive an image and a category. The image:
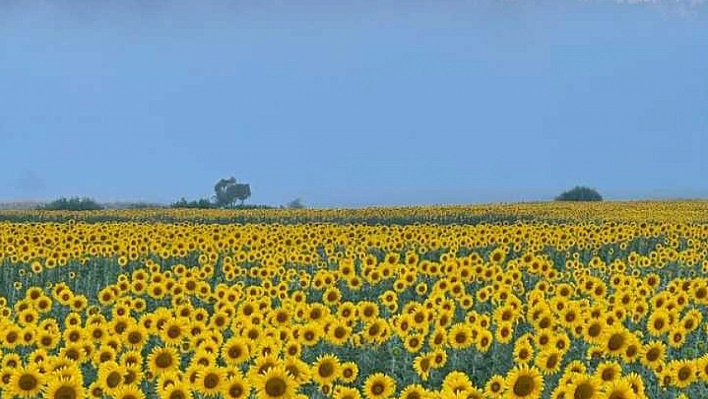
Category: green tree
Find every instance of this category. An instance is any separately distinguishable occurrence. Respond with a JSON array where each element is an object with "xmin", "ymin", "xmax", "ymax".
[
  {"xmin": 555, "ymin": 186, "xmax": 603, "ymax": 202},
  {"xmin": 214, "ymin": 177, "xmax": 251, "ymax": 207},
  {"xmin": 234, "ymin": 183, "xmax": 251, "ymax": 205}
]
